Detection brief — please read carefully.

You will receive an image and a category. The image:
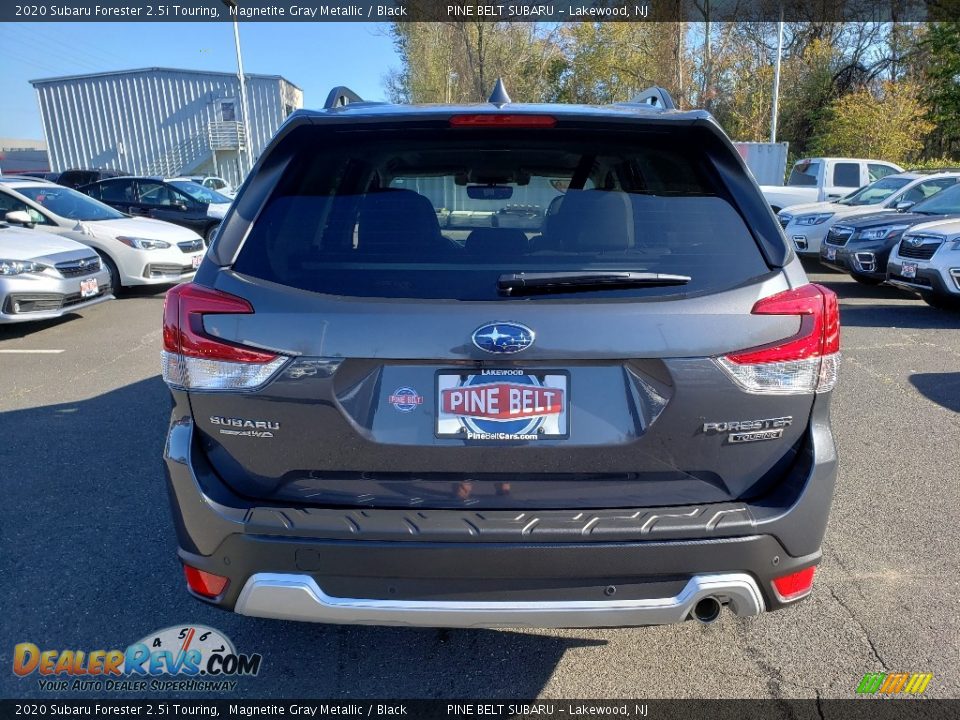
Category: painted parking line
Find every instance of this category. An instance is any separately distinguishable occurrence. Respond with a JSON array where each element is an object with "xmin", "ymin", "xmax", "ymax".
[{"xmin": 0, "ymin": 349, "xmax": 66, "ymax": 354}]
